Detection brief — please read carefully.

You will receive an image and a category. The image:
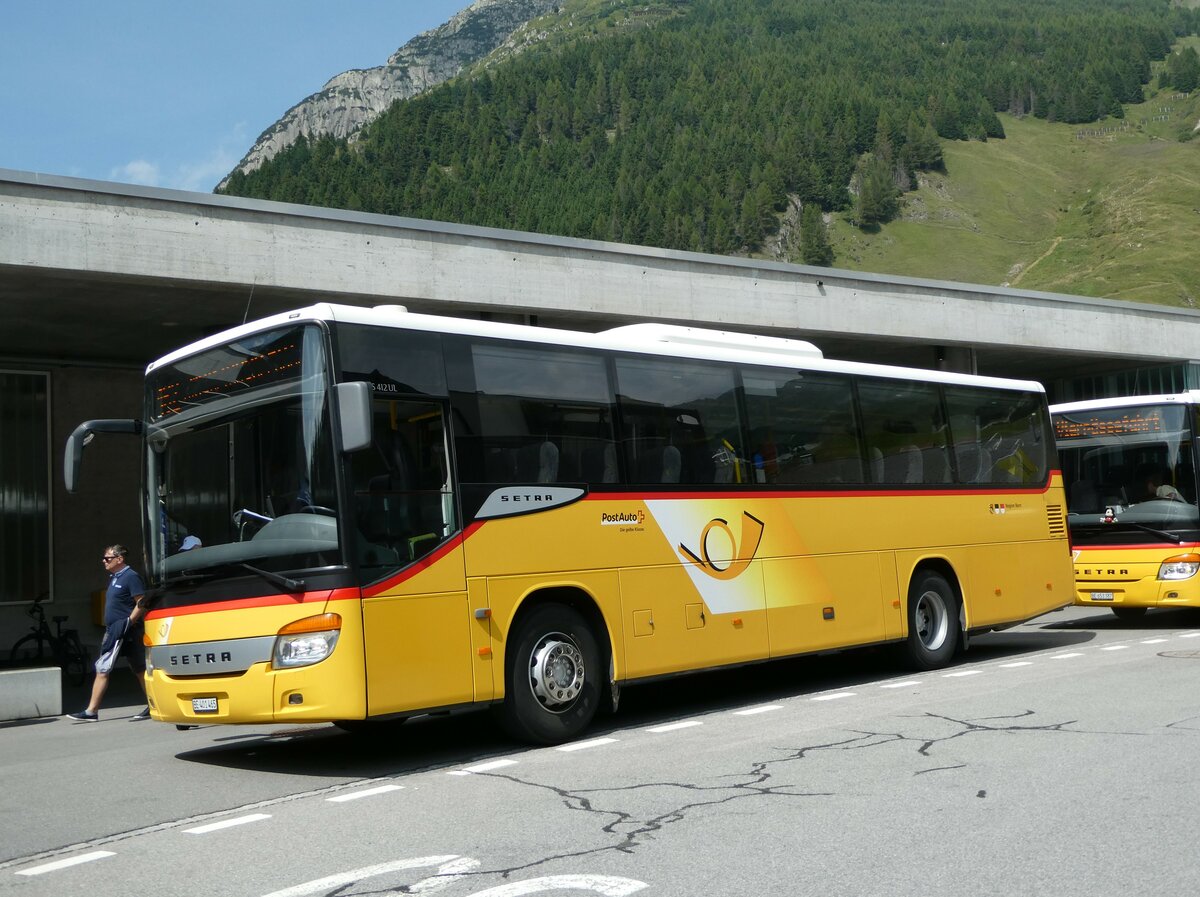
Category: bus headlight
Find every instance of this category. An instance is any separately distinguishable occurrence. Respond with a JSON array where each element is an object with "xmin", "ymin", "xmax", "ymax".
[
  {"xmin": 1158, "ymin": 554, "xmax": 1200, "ymax": 581},
  {"xmin": 273, "ymin": 613, "xmax": 342, "ymax": 669}
]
